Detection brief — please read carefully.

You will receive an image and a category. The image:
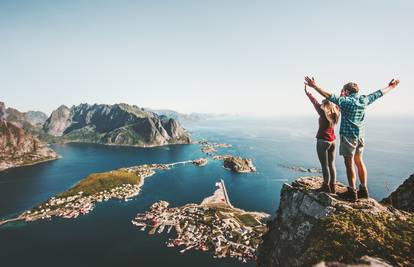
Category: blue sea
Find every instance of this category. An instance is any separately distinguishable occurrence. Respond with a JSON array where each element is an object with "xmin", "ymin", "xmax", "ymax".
[{"xmin": 0, "ymin": 116, "xmax": 413, "ymax": 267}]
